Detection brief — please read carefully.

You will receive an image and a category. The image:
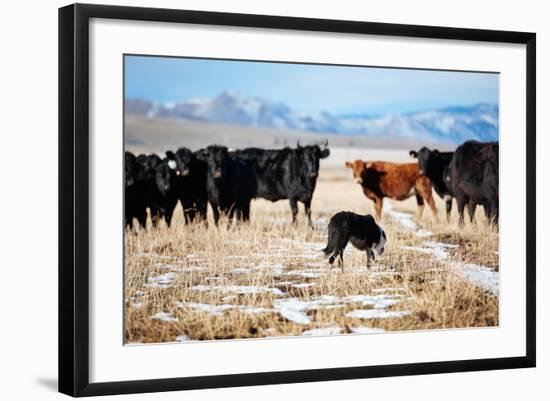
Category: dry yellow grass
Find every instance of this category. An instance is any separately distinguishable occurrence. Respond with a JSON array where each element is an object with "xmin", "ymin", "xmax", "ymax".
[{"xmin": 124, "ymin": 167, "xmax": 499, "ymax": 343}]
